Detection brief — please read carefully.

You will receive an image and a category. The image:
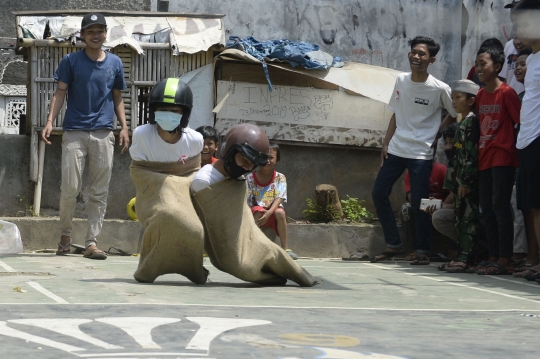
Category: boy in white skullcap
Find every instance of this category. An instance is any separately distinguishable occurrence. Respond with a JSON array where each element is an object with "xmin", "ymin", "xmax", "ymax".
[{"xmin": 442, "ymin": 79, "xmax": 481, "ymax": 273}]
